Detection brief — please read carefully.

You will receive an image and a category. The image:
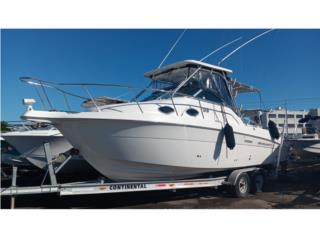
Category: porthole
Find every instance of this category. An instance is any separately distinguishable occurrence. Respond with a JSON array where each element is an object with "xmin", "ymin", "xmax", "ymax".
[
  {"xmin": 159, "ymin": 106, "xmax": 174, "ymax": 114},
  {"xmin": 186, "ymin": 108, "xmax": 199, "ymax": 116}
]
